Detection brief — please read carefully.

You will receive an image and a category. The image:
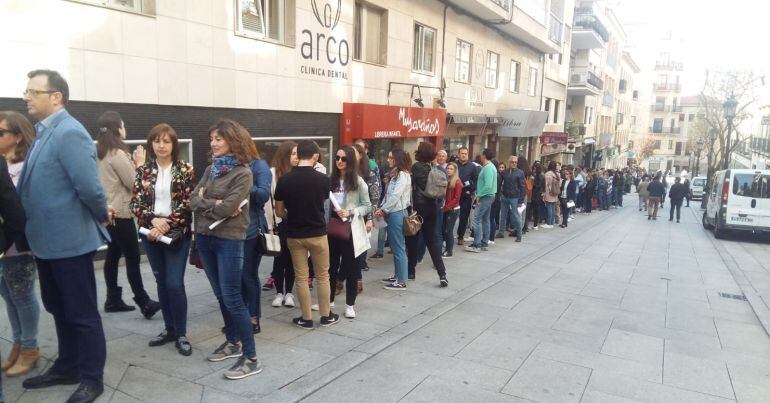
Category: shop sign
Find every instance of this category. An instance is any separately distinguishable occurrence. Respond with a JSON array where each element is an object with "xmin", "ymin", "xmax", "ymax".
[
  {"xmin": 299, "ymin": 0, "xmax": 349, "ymax": 80},
  {"xmin": 341, "ymin": 103, "xmax": 447, "ymax": 141},
  {"xmin": 497, "ymin": 110, "xmax": 548, "ymax": 138},
  {"xmin": 541, "ymin": 132, "xmax": 568, "ymax": 144}
]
